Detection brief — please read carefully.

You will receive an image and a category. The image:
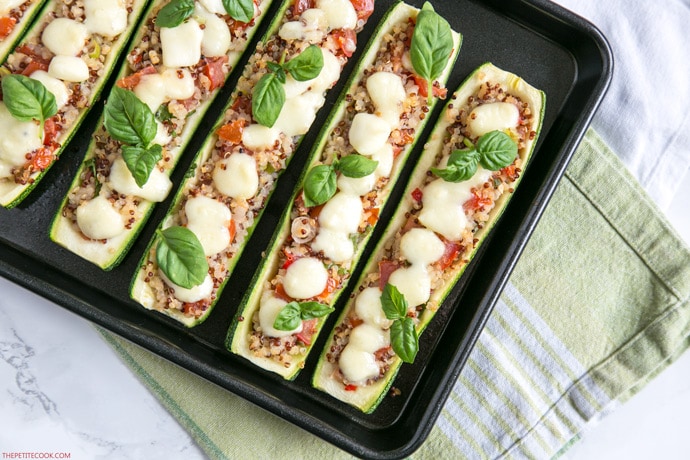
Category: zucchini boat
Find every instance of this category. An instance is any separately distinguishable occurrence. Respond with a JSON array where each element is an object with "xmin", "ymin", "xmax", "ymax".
[
  {"xmin": 0, "ymin": 0, "xmax": 46, "ymax": 63},
  {"xmin": 0, "ymin": 0, "xmax": 151, "ymax": 208},
  {"xmin": 312, "ymin": 62, "xmax": 546, "ymax": 412},
  {"xmin": 48, "ymin": 0, "xmax": 274, "ymax": 270},
  {"xmin": 227, "ymin": 1, "xmax": 461, "ymax": 379},
  {"xmin": 129, "ymin": 0, "xmax": 376, "ymax": 327}
]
